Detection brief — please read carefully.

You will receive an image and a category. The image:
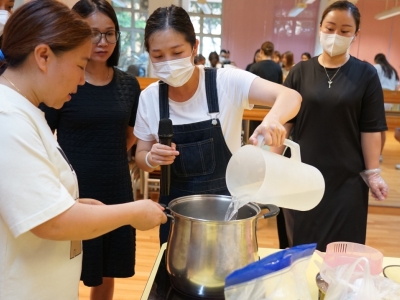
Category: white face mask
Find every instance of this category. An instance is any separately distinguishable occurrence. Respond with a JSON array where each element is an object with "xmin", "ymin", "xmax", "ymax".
[
  {"xmin": 151, "ymin": 53, "xmax": 195, "ymax": 87},
  {"xmin": 0, "ymin": 10, "xmax": 10, "ymax": 36},
  {"xmin": 320, "ymin": 32, "xmax": 354, "ymax": 57}
]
